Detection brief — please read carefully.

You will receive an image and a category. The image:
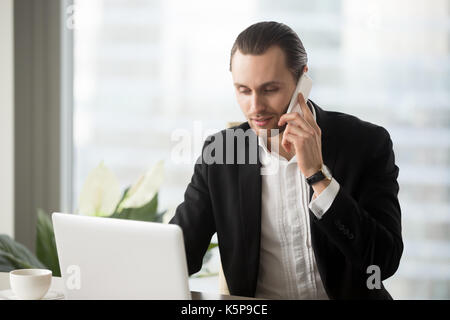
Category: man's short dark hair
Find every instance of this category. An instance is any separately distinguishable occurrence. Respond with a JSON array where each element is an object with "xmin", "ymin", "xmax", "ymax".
[{"xmin": 229, "ymin": 21, "xmax": 308, "ymax": 81}]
